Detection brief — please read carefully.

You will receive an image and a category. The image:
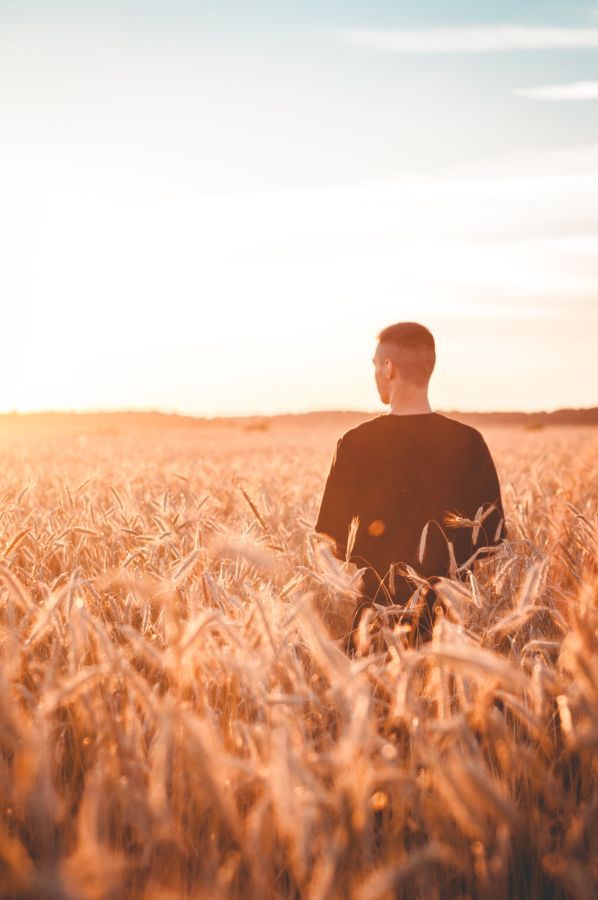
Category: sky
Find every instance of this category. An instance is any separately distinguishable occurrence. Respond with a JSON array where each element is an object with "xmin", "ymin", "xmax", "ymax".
[{"xmin": 0, "ymin": 0, "xmax": 597, "ymax": 416}]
